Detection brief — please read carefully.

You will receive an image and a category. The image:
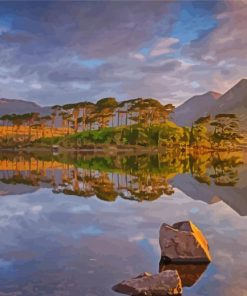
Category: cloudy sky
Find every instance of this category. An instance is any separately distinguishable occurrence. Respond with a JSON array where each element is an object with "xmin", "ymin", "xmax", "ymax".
[{"xmin": 0, "ymin": 1, "xmax": 246, "ymax": 106}]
